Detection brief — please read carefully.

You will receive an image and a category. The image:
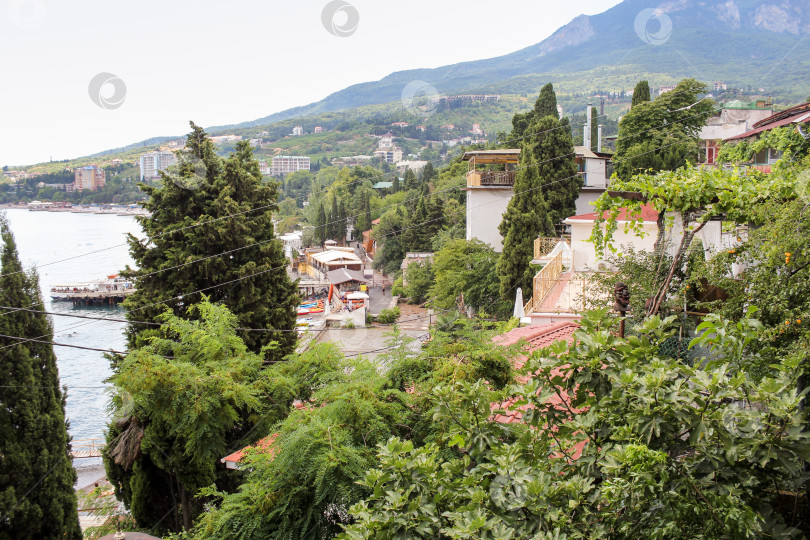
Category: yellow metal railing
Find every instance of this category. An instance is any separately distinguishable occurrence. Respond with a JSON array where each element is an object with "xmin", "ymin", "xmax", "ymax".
[{"xmin": 532, "ymin": 251, "xmax": 564, "ymax": 310}]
